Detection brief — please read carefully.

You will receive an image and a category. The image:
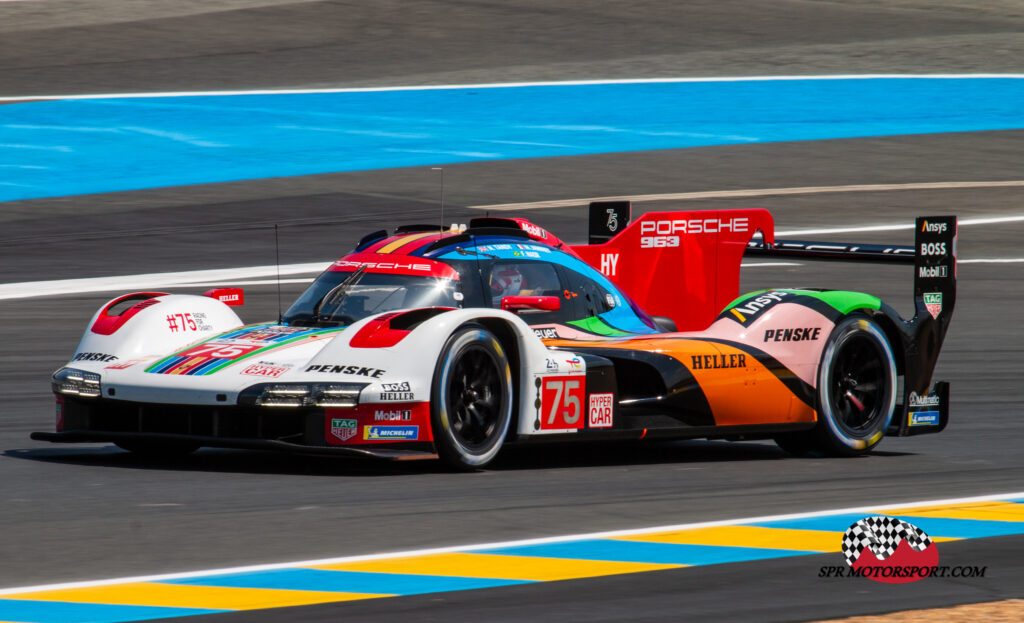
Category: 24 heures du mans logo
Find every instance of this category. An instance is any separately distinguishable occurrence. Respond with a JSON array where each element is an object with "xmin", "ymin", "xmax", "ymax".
[{"xmin": 819, "ymin": 516, "xmax": 986, "ymax": 583}]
